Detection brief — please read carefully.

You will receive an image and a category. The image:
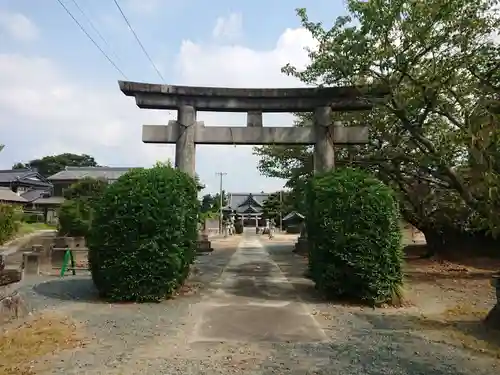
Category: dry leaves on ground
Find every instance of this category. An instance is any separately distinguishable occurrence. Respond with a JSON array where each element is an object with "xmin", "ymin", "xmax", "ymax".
[
  {"xmin": 0, "ymin": 312, "xmax": 84, "ymax": 375},
  {"xmin": 412, "ymin": 304, "xmax": 500, "ymax": 359}
]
